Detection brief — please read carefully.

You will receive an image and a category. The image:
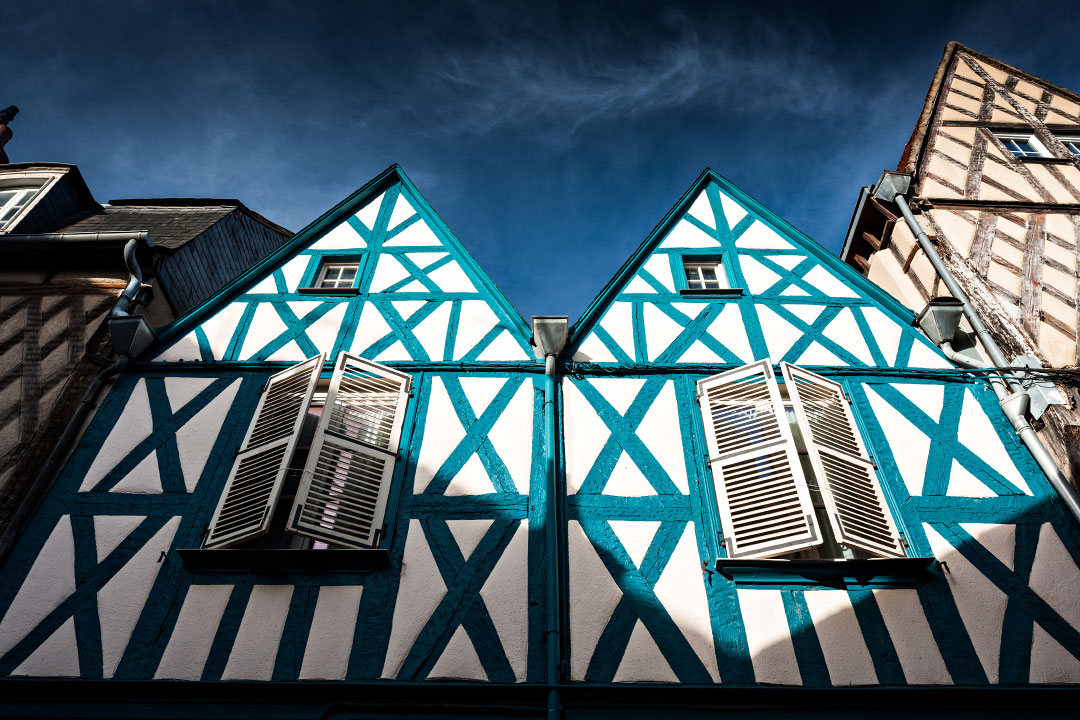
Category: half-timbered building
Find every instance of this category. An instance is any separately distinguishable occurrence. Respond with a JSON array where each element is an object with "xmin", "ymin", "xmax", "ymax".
[
  {"xmin": 0, "ymin": 164, "xmax": 1077, "ymax": 717},
  {"xmin": 841, "ymin": 42, "xmax": 1080, "ymax": 481}
]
